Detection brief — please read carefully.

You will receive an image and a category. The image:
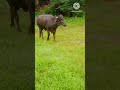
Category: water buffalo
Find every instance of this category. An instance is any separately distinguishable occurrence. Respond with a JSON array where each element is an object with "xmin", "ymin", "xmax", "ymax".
[
  {"xmin": 36, "ymin": 14, "xmax": 67, "ymax": 41},
  {"xmin": 6, "ymin": 0, "xmax": 34, "ymax": 34}
]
